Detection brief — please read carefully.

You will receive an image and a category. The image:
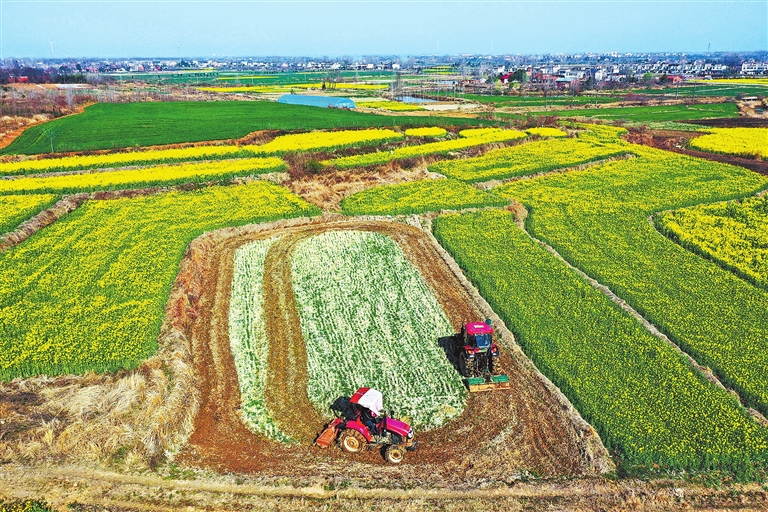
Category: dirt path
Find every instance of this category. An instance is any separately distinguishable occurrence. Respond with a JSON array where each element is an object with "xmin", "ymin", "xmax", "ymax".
[
  {"xmin": 4, "ymin": 462, "xmax": 768, "ymax": 512},
  {"xmin": 177, "ymin": 217, "xmax": 595, "ymax": 481}
]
